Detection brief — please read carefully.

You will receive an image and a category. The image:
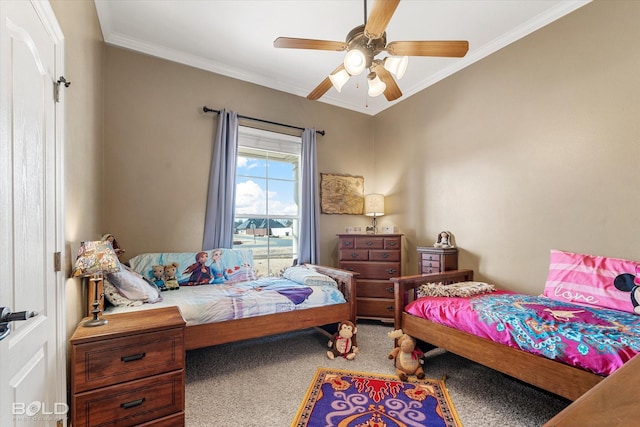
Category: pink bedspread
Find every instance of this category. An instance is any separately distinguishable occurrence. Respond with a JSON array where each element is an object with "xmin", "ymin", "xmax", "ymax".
[{"xmin": 405, "ymin": 291, "xmax": 640, "ymax": 376}]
